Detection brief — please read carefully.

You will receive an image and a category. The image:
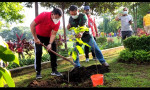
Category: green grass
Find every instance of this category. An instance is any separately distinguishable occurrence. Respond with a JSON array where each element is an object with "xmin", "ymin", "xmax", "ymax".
[
  {"xmin": 103, "ymin": 59, "xmax": 150, "ymax": 87},
  {"xmin": 10, "ymin": 52, "xmax": 150, "ymax": 87}
]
